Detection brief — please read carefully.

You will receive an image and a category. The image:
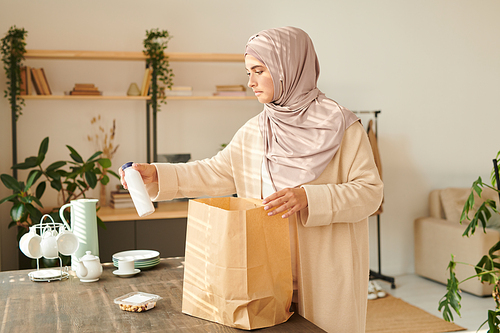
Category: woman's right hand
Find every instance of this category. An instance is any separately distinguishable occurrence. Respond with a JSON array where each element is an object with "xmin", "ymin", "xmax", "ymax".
[{"xmin": 119, "ymin": 163, "xmax": 158, "ymax": 189}]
